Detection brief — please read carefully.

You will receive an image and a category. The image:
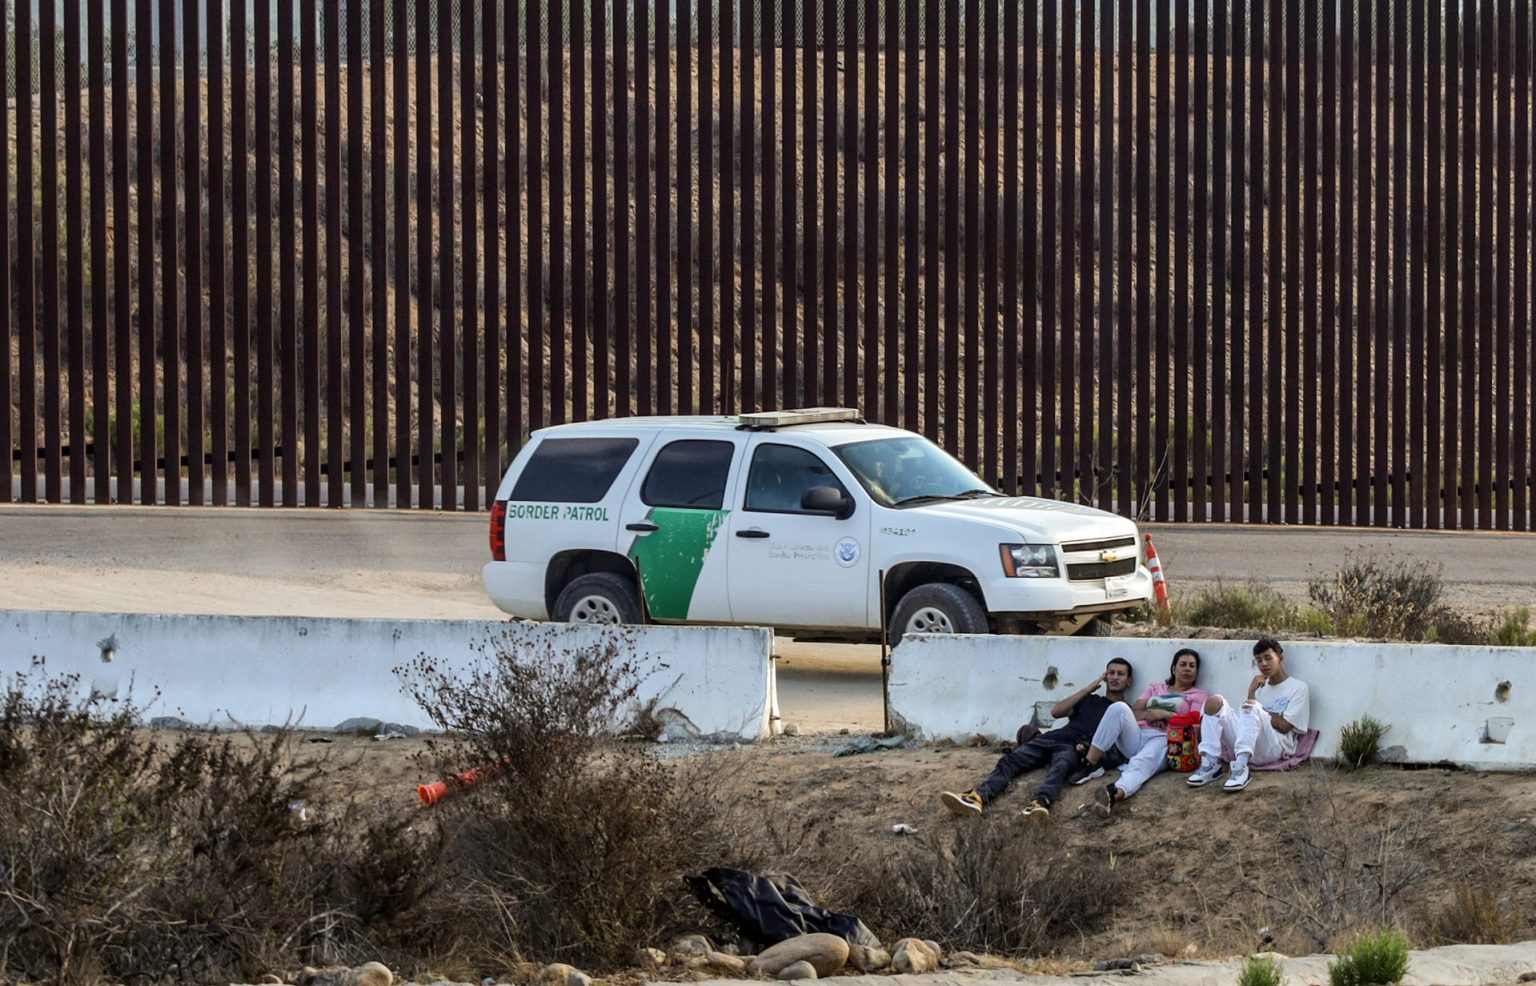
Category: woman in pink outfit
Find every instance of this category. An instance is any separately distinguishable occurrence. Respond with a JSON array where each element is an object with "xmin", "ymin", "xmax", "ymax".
[{"xmin": 1067, "ymin": 648, "xmax": 1208, "ymax": 815}]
